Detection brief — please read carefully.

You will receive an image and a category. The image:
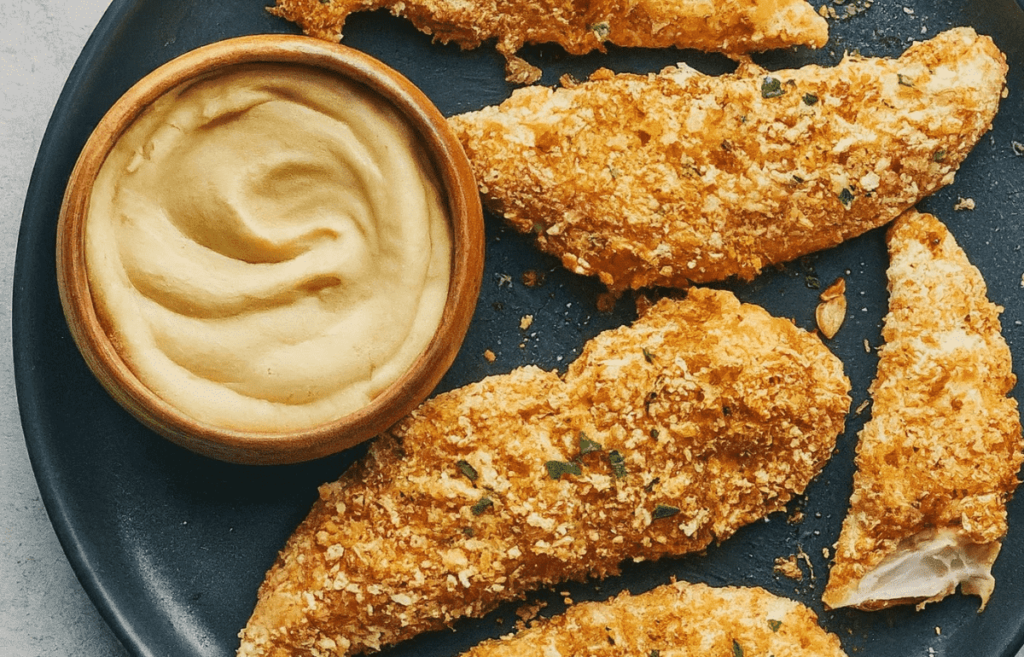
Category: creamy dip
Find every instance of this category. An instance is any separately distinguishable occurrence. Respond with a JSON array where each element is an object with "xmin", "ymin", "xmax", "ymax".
[{"xmin": 86, "ymin": 63, "xmax": 452, "ymax": 433}]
